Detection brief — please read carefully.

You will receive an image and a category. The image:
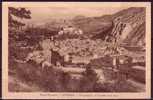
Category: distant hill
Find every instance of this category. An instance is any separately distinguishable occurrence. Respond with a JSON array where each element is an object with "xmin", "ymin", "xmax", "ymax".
[
  {"xmin": 72, "ymin": 15, "xmax": 113, "ymax": 39},
  {"xmin": 72, "ymin": 15, "xmax": 87, "ymax": 21}
]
